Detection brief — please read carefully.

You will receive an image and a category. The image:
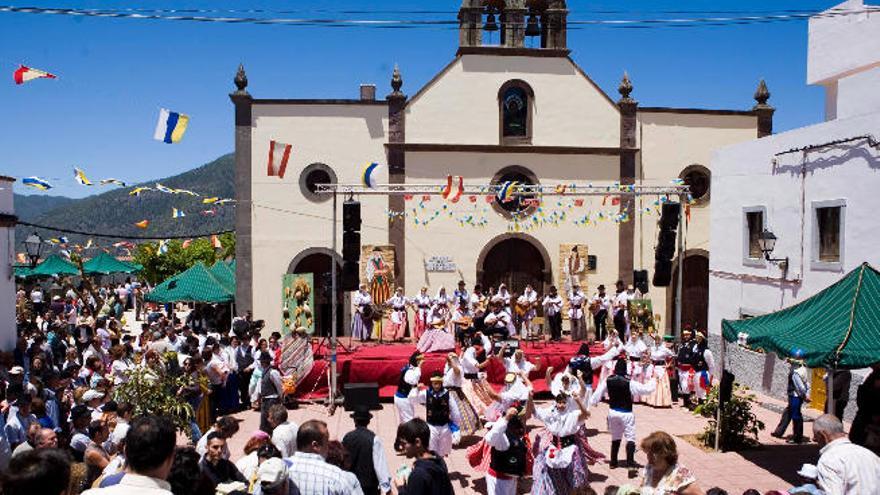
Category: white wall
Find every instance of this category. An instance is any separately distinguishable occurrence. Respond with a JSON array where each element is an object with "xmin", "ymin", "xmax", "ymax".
[
  {"xmin": 807, "ymin": 0, "xmax": 880, "ymax": 86},
  {"xmin": 709, "ymin": 111, "xmax": 880, "ymax": 336},
  {"xmin": 249, "ymin": 103, "xmax": 389, "ymax": 324},
  {"xmin": 0, "ymin": 178, "xmax": 16, "ymax": 350},
  {"xmin": 836, "ymin": 66, "xmax": 880, "ymax": 120},
  {"xmin": 406, "ymin": 55, "xmax": 621, "ymax": 147}
]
